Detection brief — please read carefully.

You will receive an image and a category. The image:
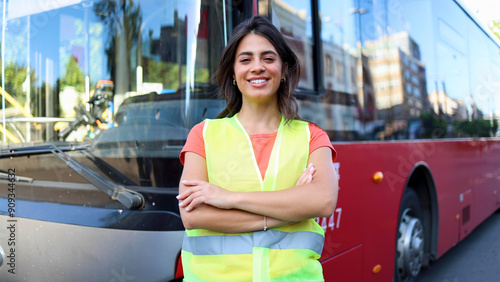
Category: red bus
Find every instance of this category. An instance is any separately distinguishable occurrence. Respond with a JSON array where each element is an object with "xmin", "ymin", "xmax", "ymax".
[{"xmin": 1, "ymin": 0, "xmax": 499, "ymax": 281}]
